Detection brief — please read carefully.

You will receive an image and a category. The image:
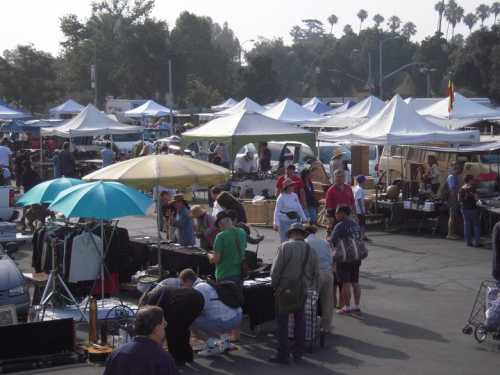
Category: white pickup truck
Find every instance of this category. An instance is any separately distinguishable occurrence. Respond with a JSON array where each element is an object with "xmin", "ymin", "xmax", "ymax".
[{"xmin": 0, "ymin": 186, "xmax": 17, "ymax": 221}]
